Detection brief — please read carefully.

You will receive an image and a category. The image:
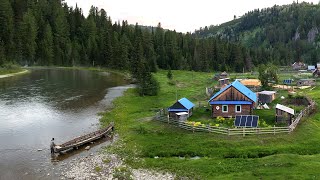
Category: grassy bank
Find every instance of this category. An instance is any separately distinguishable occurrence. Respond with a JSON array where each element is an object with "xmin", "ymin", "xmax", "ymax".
[
  {"xmin": 101, "ymin": 70, "xmax": 320, "ymax": 179},
  {"xmin": 0, "ymin": 64, "xmax": 23, "ymax": 75}
]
